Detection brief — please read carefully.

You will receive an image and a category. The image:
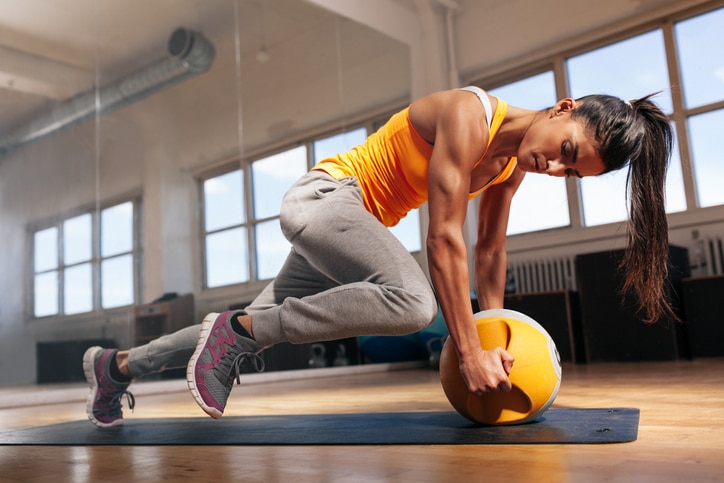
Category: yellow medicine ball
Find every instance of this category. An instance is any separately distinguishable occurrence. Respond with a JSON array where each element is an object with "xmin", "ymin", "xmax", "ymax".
[{"xmin": 439, "ymin": 308, "xmax": 562, "ymax": 425}]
